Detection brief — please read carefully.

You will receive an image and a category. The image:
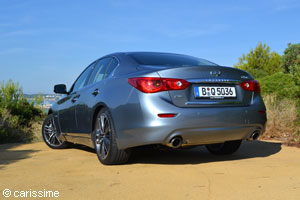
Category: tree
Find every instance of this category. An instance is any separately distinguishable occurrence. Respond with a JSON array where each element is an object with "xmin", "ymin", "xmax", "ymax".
[
  {"xmin": 234, "ymin": 42, "xmax": 283, "ymax": 79},
  {"xmin": 281, "ymin": 43, "xmax": 300, "ymax": 82},
  {"xmin": 0, "ymin": 79, "xmax": 24, "ymax": 107}
]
